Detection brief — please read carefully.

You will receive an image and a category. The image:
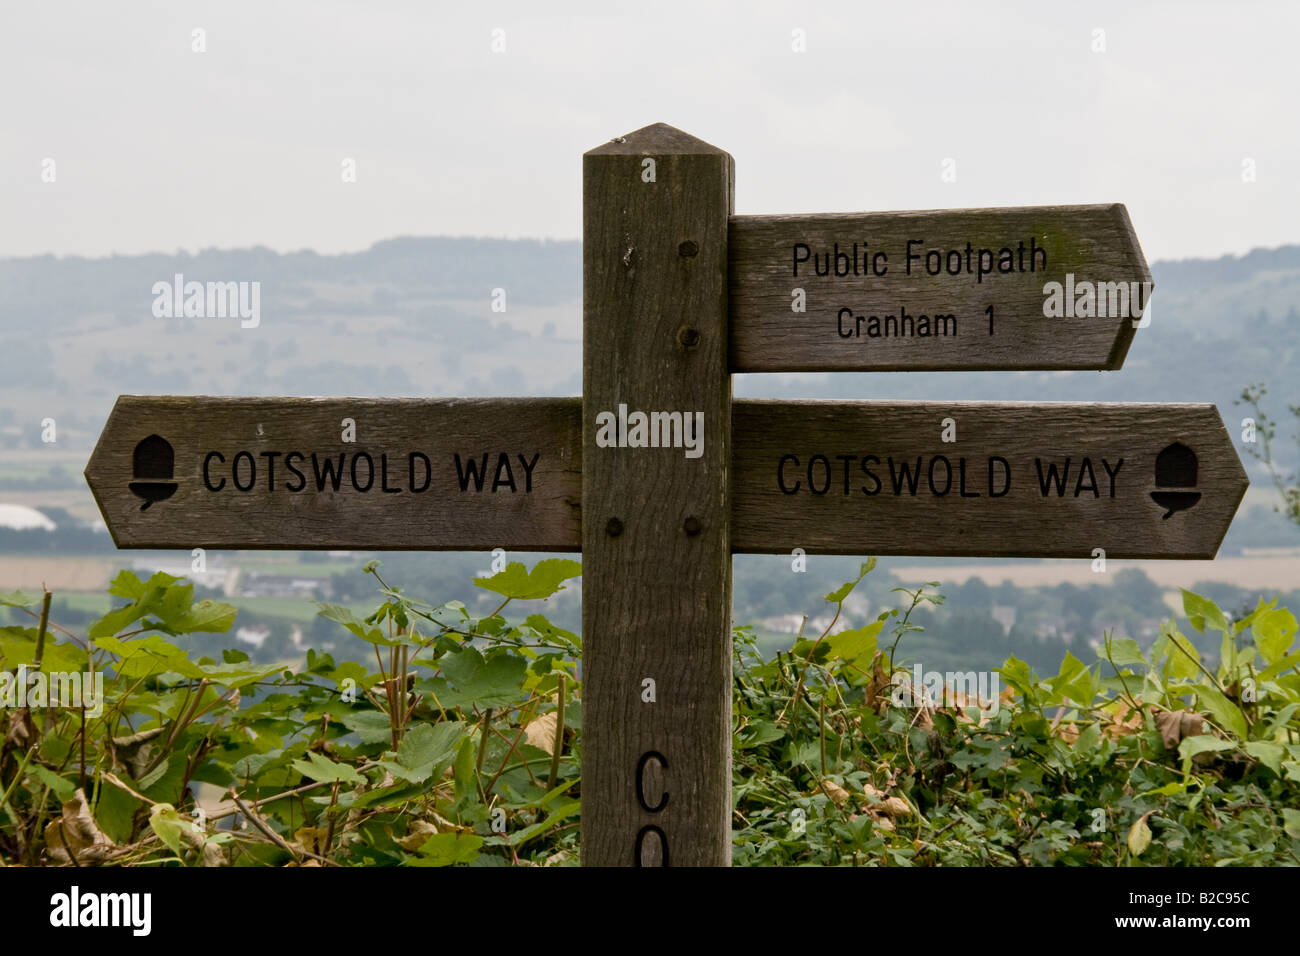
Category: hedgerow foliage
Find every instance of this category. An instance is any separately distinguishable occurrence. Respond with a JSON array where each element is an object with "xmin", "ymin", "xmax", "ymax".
[{"xmin": 1, "ymin": 558, "xmax": 1296, "ymax": 866}]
